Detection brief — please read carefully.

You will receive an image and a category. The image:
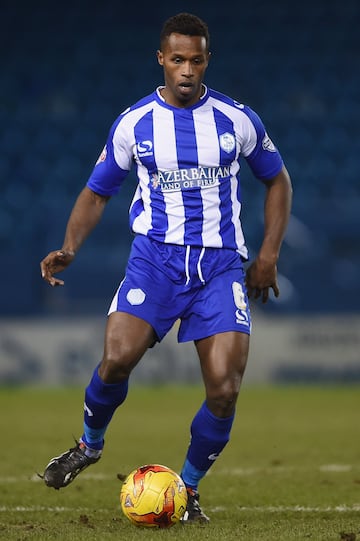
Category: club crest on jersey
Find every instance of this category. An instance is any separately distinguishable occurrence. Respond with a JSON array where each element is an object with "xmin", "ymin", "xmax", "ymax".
[
  {"xmin": 95, "ymin": 145, "xmax": 107, "ymax": 165},
  {"xmin": 262, "ymin": 133, "xmax": 277, "ymax": 152},
  {"xmin": 219, "ymin": 132, "xmax": 235, "ymax": 153}
]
